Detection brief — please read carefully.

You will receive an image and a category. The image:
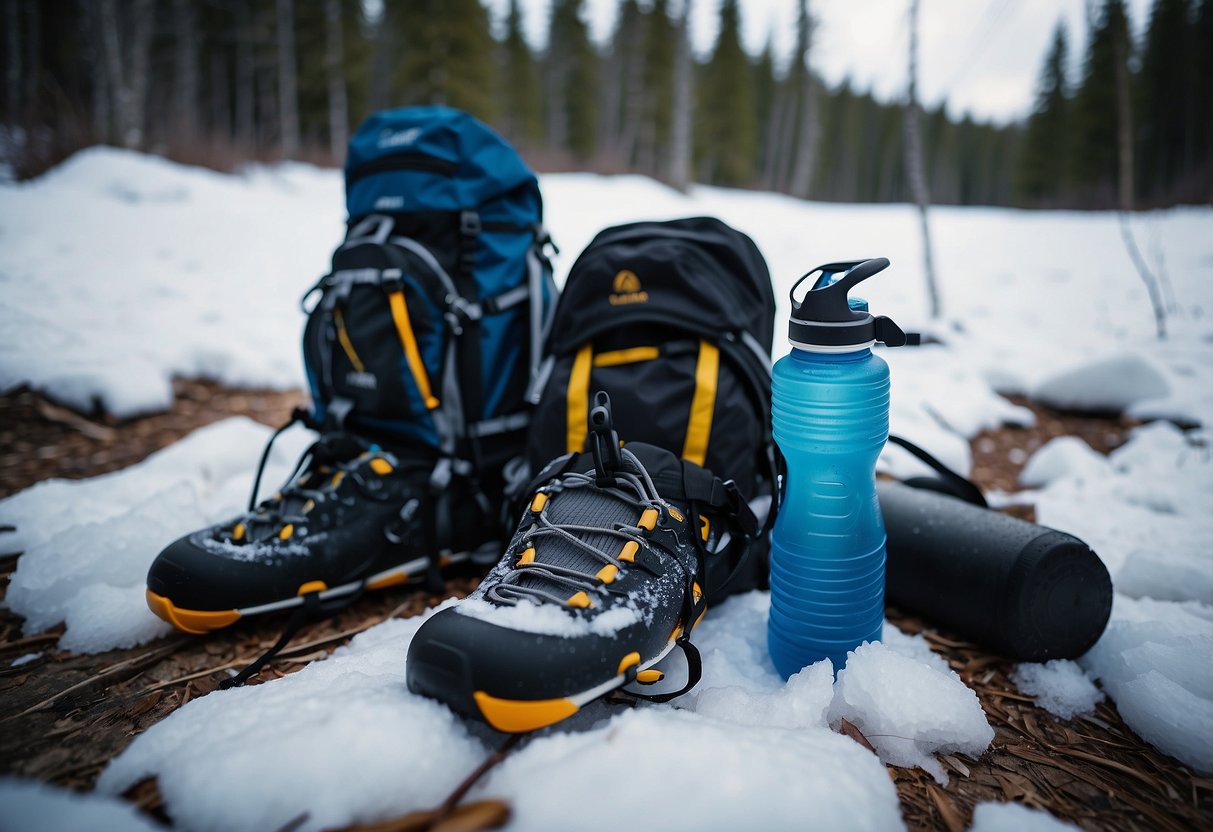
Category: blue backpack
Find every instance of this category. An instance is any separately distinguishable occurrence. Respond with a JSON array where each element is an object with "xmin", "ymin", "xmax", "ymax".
[{"xmin": 302, "ymin": 107, "xmax": 557, "ymax": 501}]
